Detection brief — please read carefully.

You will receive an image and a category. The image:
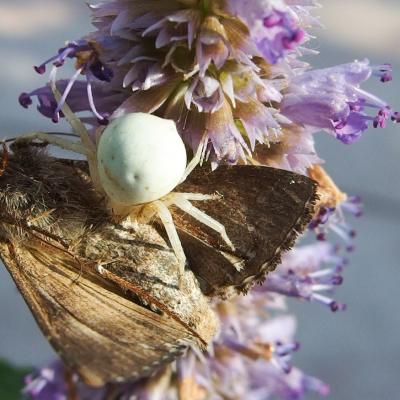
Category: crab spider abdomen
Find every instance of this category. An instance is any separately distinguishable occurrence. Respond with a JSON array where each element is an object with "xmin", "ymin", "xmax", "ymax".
[{"xmin": 97, "ymin": 113, "xmax": 187, "ymax": 206}]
